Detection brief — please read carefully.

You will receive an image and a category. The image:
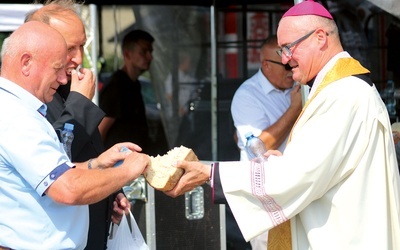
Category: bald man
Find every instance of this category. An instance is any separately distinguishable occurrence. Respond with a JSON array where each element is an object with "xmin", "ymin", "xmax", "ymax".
[
  {"xmin": 231, "ymin": 35, "xmax": 302, "ymax": 163},
  {"xmin": 25, "ymin": 1, "xmax": 130, "ymax": 249},
  {"xmin": 0, "ymin": 21, "xmax": 148, "ymax": 250},
  {"xmin": 1, "ymin": 21, "xmax": 68, "ymax": 102}
]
